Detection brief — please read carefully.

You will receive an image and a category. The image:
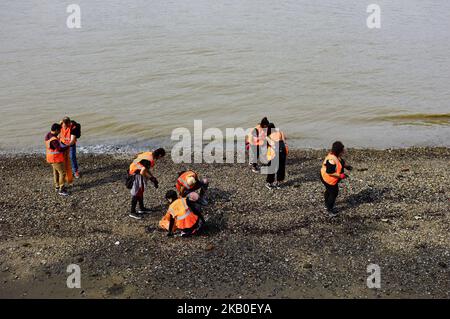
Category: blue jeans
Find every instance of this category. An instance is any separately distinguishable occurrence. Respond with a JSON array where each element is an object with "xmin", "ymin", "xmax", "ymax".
[{"xmin": 70, "ymin": 144, "xmax": 79, "ymax": 173}]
